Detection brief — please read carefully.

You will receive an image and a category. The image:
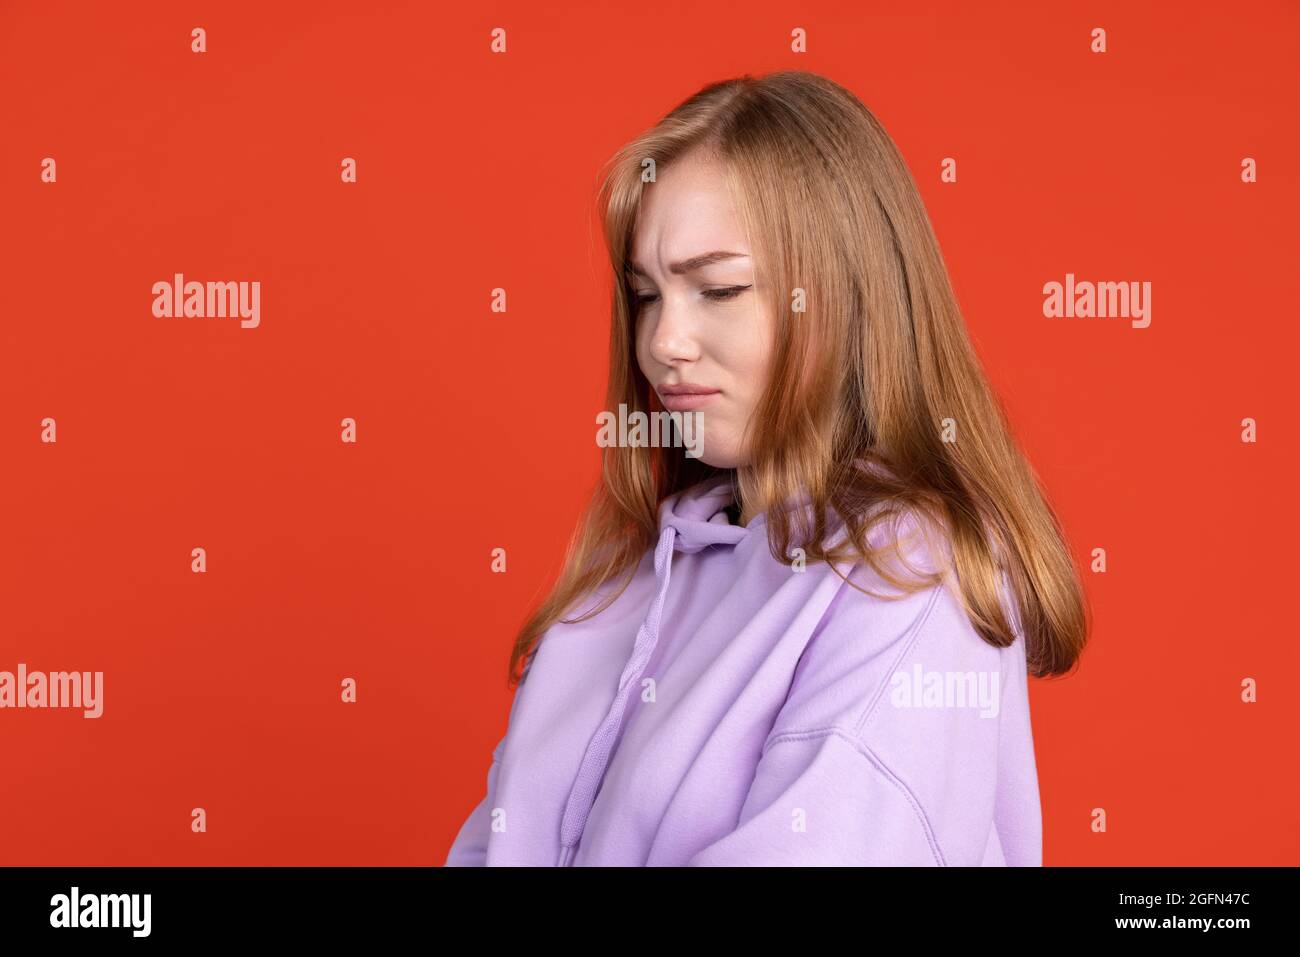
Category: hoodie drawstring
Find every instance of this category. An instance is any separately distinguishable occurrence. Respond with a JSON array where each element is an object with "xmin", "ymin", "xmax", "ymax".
[{"xmin": 556, "ymin": 524, "xmax": 678, "ymax": 866}]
